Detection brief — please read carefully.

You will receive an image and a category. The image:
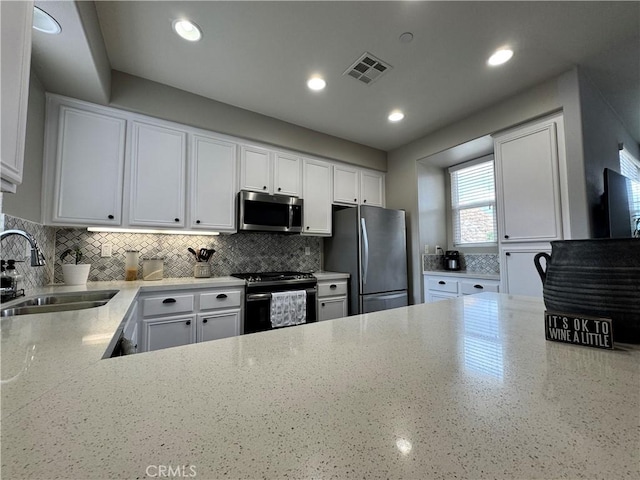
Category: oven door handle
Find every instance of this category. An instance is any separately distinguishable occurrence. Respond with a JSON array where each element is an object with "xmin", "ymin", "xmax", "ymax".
[
  {"xmin": 246, "ymin": 288, "xmax": 316, "ymax": 302},
  {"xmin": 246, "ymin": 293, "xmax": 272, "ymax": 302}
]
